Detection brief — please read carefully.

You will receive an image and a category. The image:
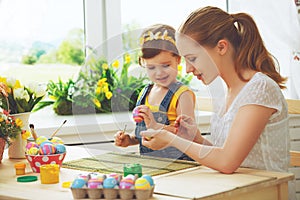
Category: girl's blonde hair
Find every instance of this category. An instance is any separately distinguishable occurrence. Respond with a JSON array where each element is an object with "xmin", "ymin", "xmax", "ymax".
[{"xmin": 179, "ymin": 6, "xmax": 286, "ymax": 89}]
